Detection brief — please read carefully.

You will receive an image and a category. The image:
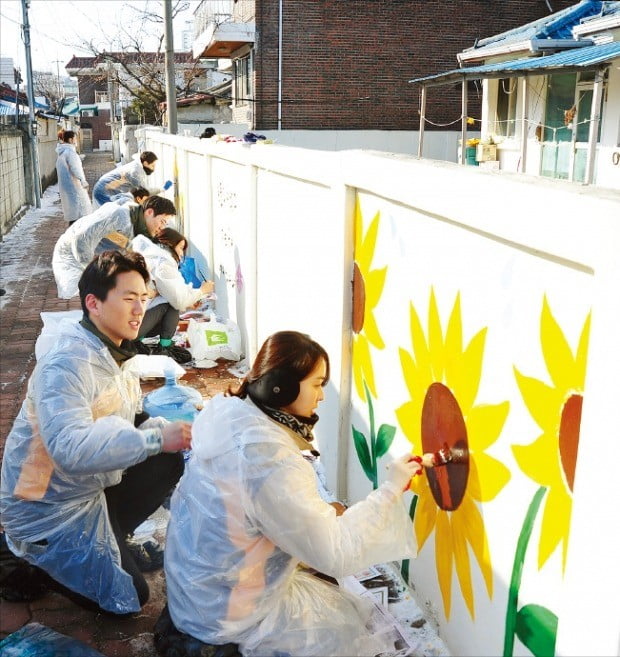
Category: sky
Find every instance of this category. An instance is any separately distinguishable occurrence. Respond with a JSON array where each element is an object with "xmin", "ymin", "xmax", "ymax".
[{"xmin": 0, "ymin": 0, "xmax": 202, "ymax": 75}]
